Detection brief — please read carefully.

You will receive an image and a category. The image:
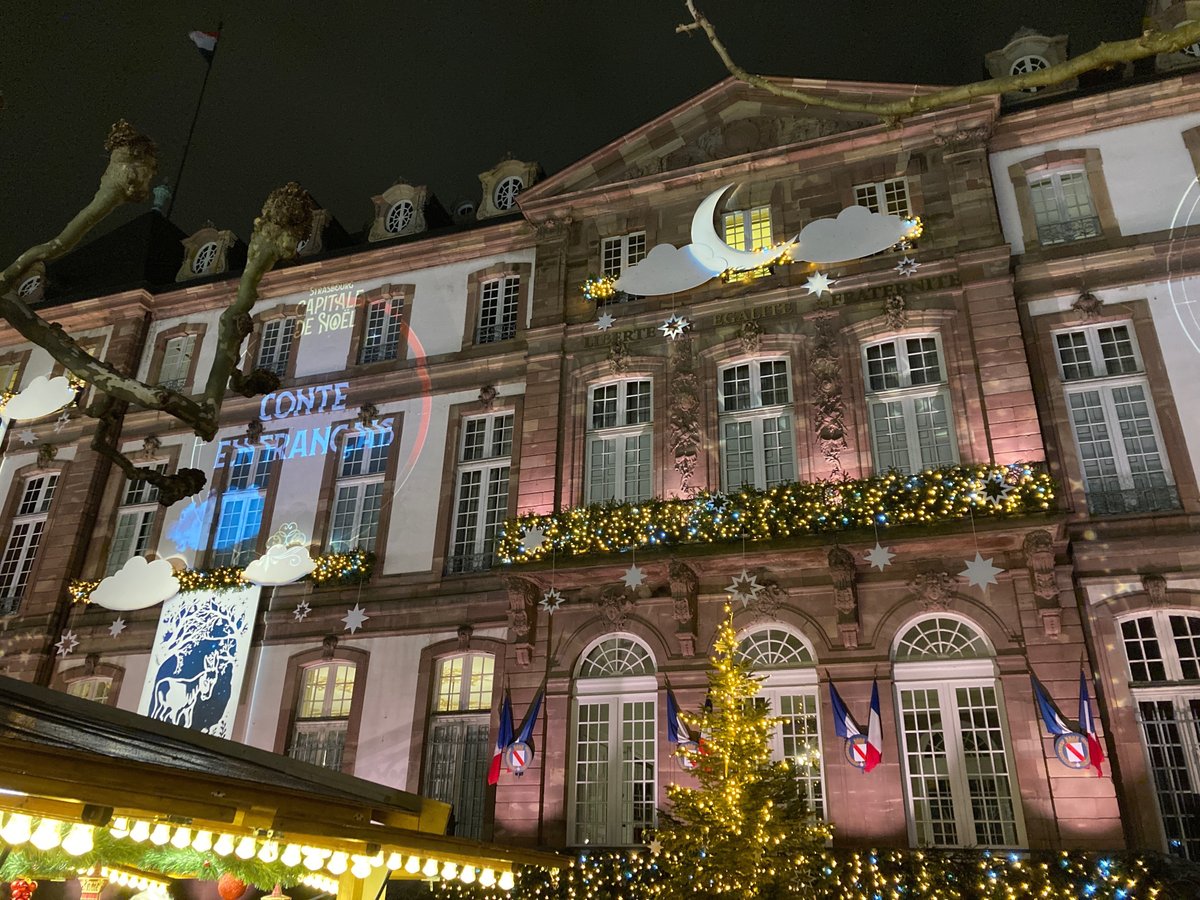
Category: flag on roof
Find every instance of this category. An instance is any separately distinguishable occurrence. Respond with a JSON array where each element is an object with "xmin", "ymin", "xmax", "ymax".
[
  {"xmin": 188, "ymin": 30, "xmax": 219, "ymax": 64},
  {"xmin": 1031, "ymin": 675, "xmax": 1073, "ymax": 737},
  {"xmin": 486, "ymin": 690, "xmax": 514, "ymax": 786},
  {"xmin": 1078, "ymin": 667, "xmax": 1105, "ymax": 777},
  {"xmin": 863, "ymin": 679, "xmax": 883, "ymax": 774}
]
